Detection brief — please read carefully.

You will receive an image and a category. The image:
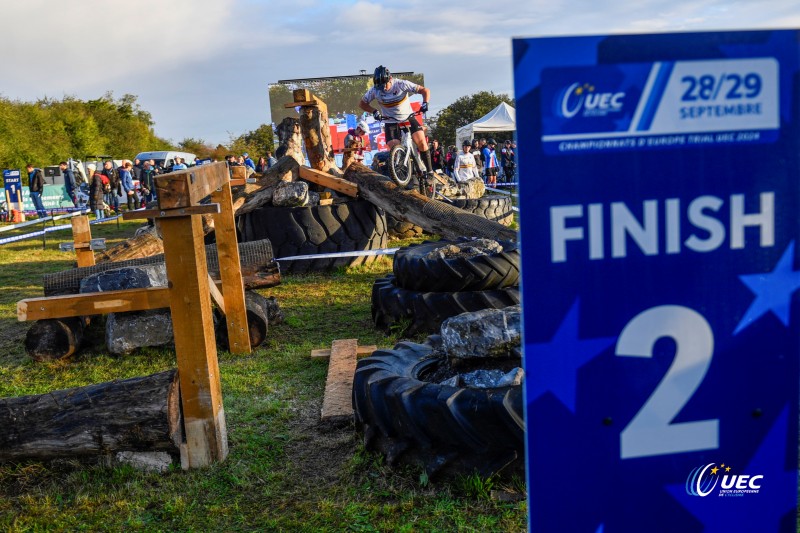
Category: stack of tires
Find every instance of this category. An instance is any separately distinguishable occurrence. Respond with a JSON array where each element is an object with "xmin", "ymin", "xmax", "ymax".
[
  {"xmin": 372, "ymin": 239, "xmax": 520, "ymax": 335},
  {"xmin": 237, "ymin": 199, "xmax": 388, "ymax": 273}
]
